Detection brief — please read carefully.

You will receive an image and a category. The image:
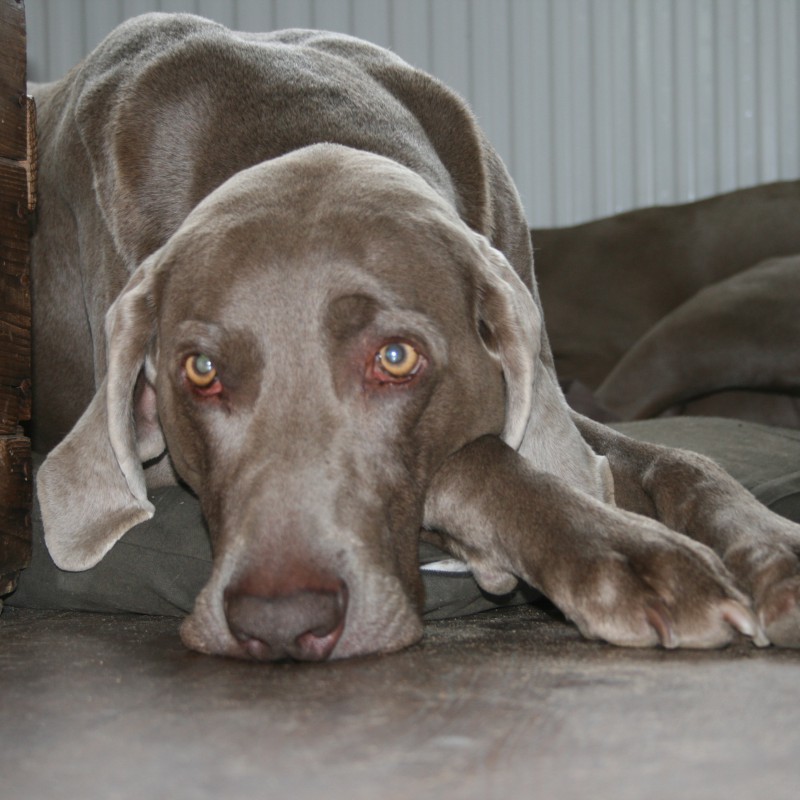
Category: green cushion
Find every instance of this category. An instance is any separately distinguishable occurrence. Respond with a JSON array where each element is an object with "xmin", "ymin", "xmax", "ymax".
[
  {"xmin": 9, "ymin": 463, "xmax": 534, "ymax": 619},
  {"xmin": 9, "ymin": 417, "xmax": 800, "ymax": 617}
]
